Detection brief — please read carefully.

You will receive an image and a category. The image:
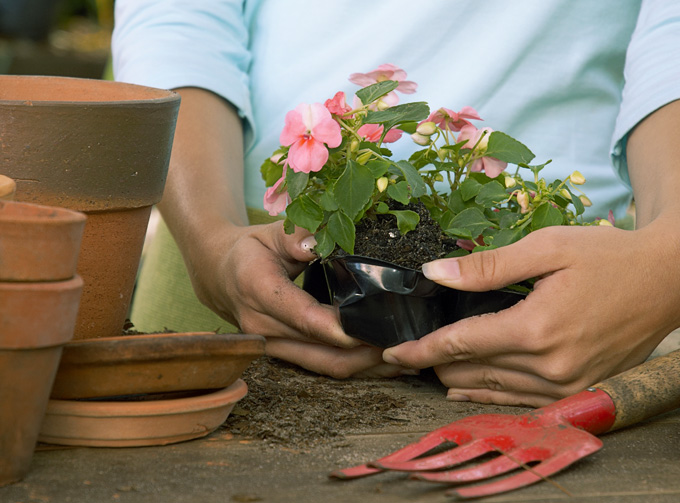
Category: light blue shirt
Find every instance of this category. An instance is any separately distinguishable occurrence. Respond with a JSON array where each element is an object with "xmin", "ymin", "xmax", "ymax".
[{"xmin": 112, "ymin": 0, "xmax": 680, "ymax": 221}]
